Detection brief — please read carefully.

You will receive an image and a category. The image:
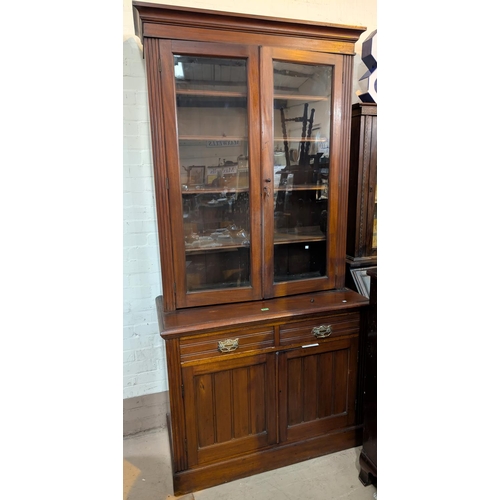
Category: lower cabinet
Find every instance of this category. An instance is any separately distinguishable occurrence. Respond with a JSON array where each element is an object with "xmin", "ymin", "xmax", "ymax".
[
  {"xmin": 158, "ymin": 291, "xmax": 368, "ymax": 495},
  {"xmin": 182, "ymin": 352, "xmax": 277, "ymax": 468},
  {"xmin": 278, "ymin": 336, "xmax": 358, "ymax": 444}
]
